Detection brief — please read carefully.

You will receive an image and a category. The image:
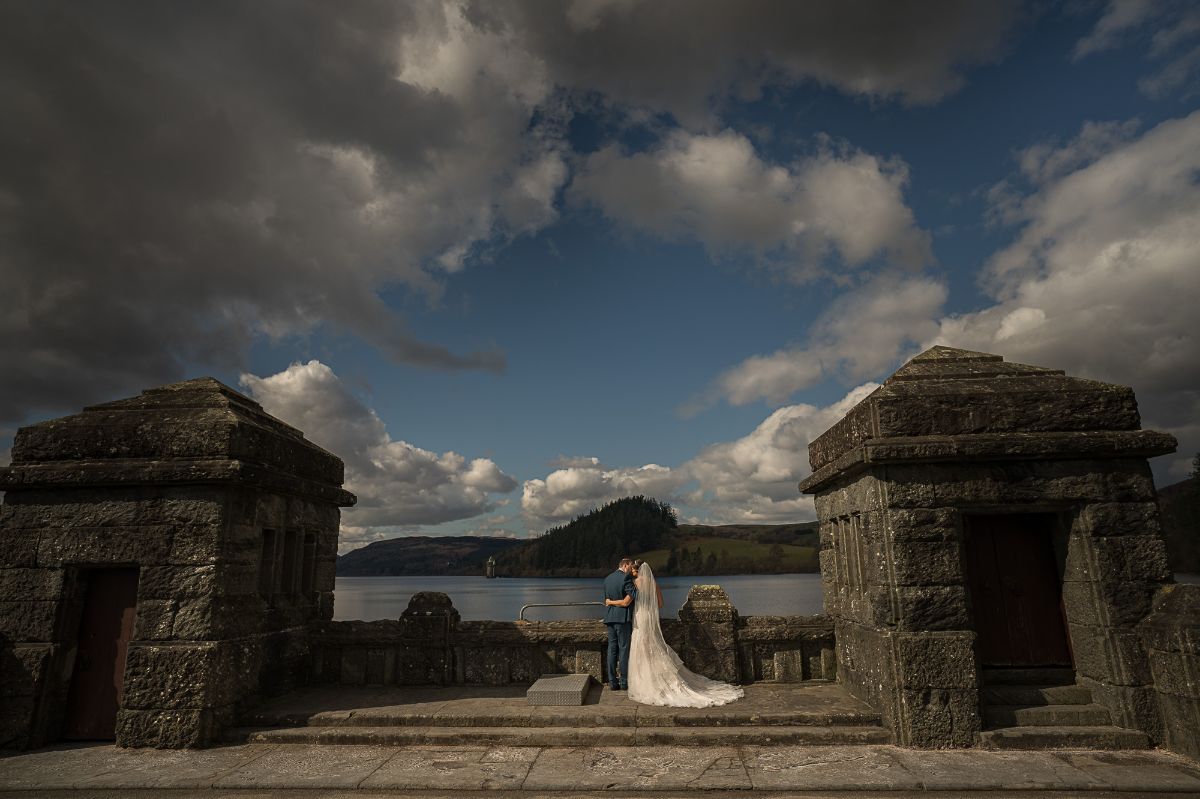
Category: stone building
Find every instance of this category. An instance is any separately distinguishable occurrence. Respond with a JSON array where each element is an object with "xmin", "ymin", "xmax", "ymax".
[
  {"xmin": 799, "ymin": 346, "xmax": 1183, "ymax": 750},
  {"xmin": 0, "ymin": 378, "xmax": 355, "ymax": 748}
]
